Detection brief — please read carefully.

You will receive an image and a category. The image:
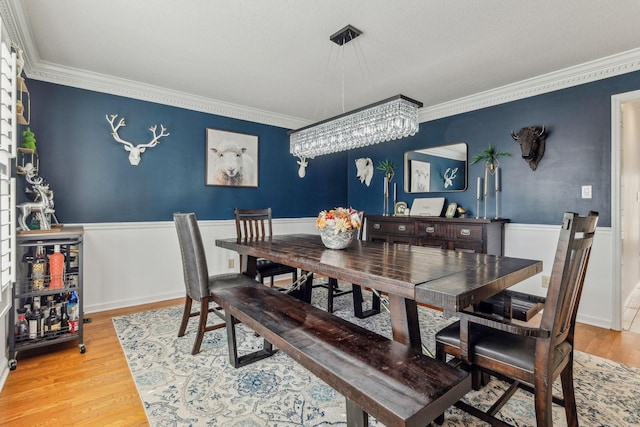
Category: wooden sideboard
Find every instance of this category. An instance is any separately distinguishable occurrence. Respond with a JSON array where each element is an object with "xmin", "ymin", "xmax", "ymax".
[{"xmin": 366, "ymin": 215, "xmax": 509, "ymax": 256}]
